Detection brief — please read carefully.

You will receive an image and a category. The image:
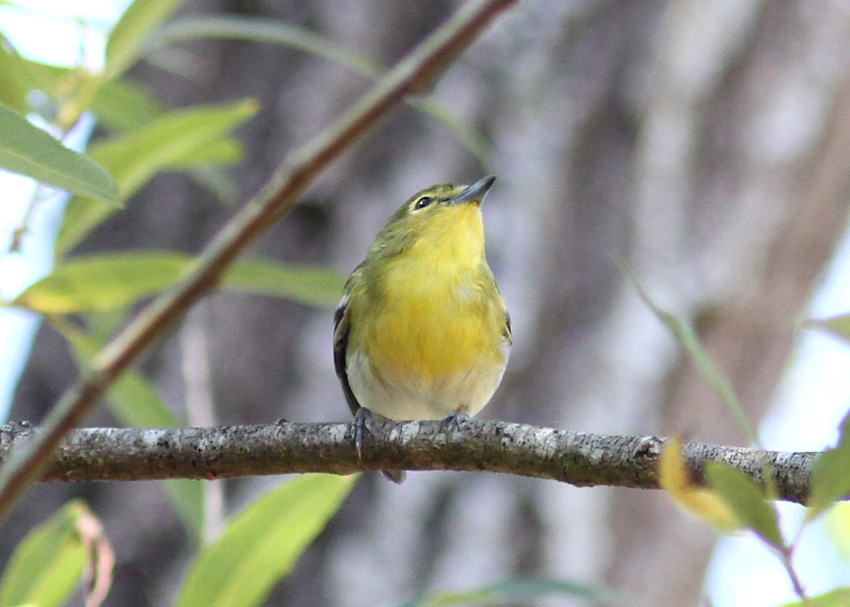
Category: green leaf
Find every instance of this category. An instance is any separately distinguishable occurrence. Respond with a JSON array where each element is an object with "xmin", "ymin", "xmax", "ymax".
[
  {"xmin": 176, "ymin": 475, "xmax": 354, "ymax": 607},
  {"xmin": 0, "ymin": 45, "xmax": 67, "ymax": 112},
  {"xmin": 400, "ymin": 578, "xmax": 629, "ymax": 607},
  {"xmin": 666, "ymin": 313, "xmax": 752, "ymax": 439},
  {"xmin": 0, "ymin": 103, "xmax": 120, "ymax": 203},
  {"xmin": 779, "ymin": 587, "xmax": 850, "ymax": 607},
  {"xmin": 107, "ymin": 364, "xmax": 181, "ymax": 428},
  {"xmin": 56, "ymin": 99, "xmax": 258, "ymax": 255},
  {"xmin": 187, "ymin": 166, "xmax": 239, "ymax": 204},
  {"xmin": 146, "ymin": 15, "xmax": 382, "ymax": 76},
  {"xmin": 88, "ymin": 98, "xmax": 257, "ymax": 197},
  {"xmin": 13, "ymin": 251, "xmax": 188, "ymax": 313},
  {"xmin": 89, "ymin": 78, "xmax": 162, "ymax": 131},
  {"xmin": 826, "ymin": 502, "xmax": 850, "ymax": 562},
  {"xmin": 0, "ymin": 44, "xmax": 157, "ymax": 131},
  {"xmin": 52, "ymin": 319, "xmax": 201, "ymax": 539},
  {"xmin": 704, "ymin": 462, "xmax": 783, "ymax": 548},
  {"xmin": 222, "ymin": 260, "xmax": 345, "ymax": 307},
  {"xmin": 0, "ymin": 501, "xmax": 88, "ymax": 607},
  {"xmin": 0, "ymin": 41, "xmax": 35, "ymax": 113},
  {"xmin": 54, "ymin": 196, "xmax": 115, "ymax": 260},
  {"xmin": 805, "ymin": 314, "xmax": 850, "ymax": 346},
  {"xmin": 163, "ymin": 479, "xmax": 205, "ymax": 543},
  {"xmin": 618, "ymin": 260, "xmax": 759, "ymax": 446},
  {"xmin": 114, "ymin": 370, "xmax": 177, "ymax": 425},
  {"xmin": 807, "ymin": 412, "xmax": 850, "ymax": 518},
  {"xmin": 12, "ymin": 251, "xmax": 343, "ymax": 314},
  {"xmin": 59, "ymin": 324, "xmax": 180, "ymax": 427},
  {"xmin": 105, "ymin": 0, "xmax": 186, "ymax": 77}
]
